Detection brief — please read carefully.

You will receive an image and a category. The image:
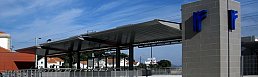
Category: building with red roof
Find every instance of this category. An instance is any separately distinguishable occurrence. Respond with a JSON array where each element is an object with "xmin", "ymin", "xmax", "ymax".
[
  {"xmin": 0, "ymin": 32, "xmax": 35, "ymax": 73},
  {"xmin": 37, "ymin": 57, "xmax": 64, "ymax": 68},
  {"xmin": 0, "ymin": 47, "xmax": 35, "ymax": 73}
]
